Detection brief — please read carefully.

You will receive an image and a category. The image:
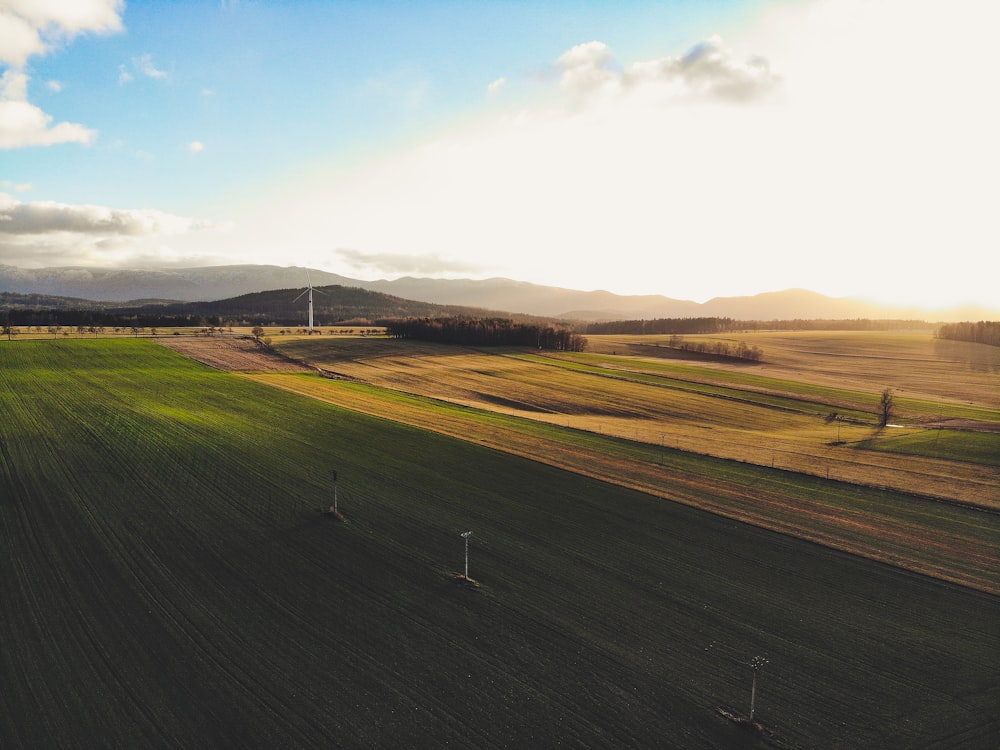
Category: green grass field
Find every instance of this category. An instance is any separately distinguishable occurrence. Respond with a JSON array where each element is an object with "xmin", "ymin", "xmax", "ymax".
[{"xmin": 2, "ymin": 338, "xmax": 998, "ymax": 748}]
